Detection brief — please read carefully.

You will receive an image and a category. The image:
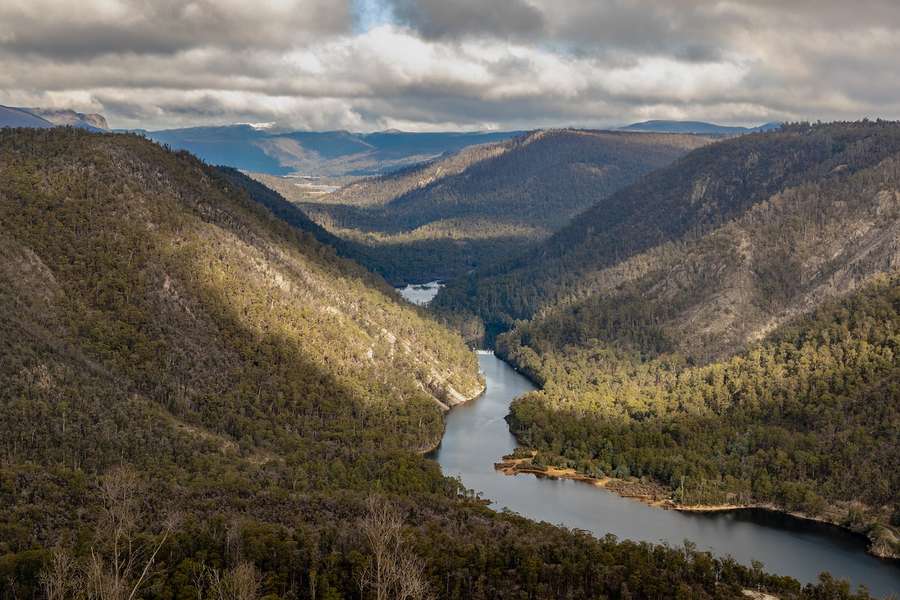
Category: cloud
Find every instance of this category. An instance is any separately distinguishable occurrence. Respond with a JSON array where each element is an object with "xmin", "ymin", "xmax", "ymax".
[
  {"xmin": 0, "ymin": 0, "xmax": 351, "ymax": 59},
  {"xmin": 0, "ymin": 0, "xmax": 899, "ymax": 131},
  {"xmin": 390, "ymin": 0, "xmax": 544, "ymax": 39}
]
